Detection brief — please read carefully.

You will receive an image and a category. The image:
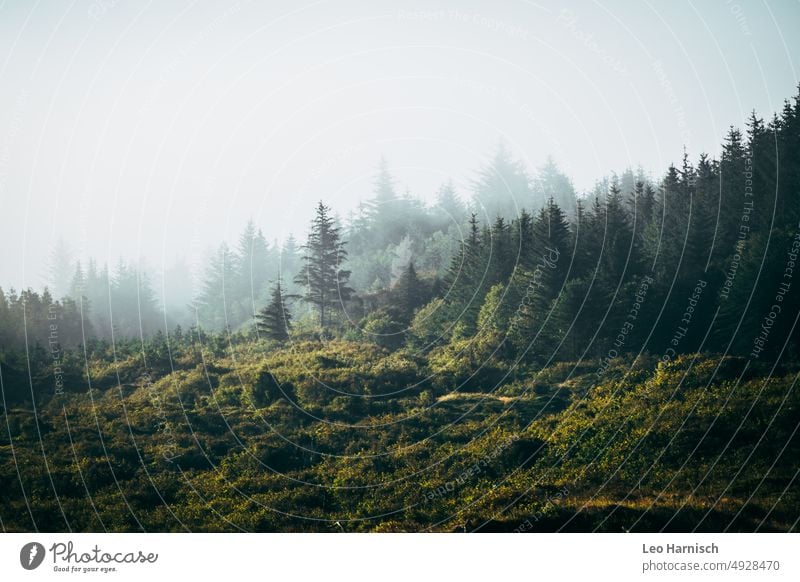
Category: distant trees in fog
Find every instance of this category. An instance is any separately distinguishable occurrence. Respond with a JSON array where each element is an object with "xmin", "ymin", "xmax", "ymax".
[{"xmin": 3, "ymin": 86, "xmax": 799, "ymax": 365}]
